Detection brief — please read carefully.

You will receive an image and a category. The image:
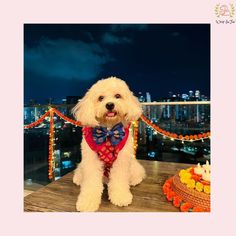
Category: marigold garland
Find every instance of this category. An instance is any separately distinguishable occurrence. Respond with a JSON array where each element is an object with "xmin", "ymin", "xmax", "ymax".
[
  {"xmin": 24, "ymin": 110, "xmax": 50, "ymax": 129},
  {"xmin": 24, "ymin": 109, "xmax": 209, "ymax": 142},
  {"xmin": 48, "ymin": 108, "xmax": 55, "ymax": 180},
  {"xmin": 140, "ymin": 114, "xmax": 210, "ymax": 142},
  {"xmin": 163, "ymin": 177, "xmax": 209, "ymax": 212},
  {"xmin": 53, "ymin": 108, "xmax": 82, "ymax": 126},
  {"xmin": 133, "ymin": 120, "xmax": 139, "ymax": 157}
]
